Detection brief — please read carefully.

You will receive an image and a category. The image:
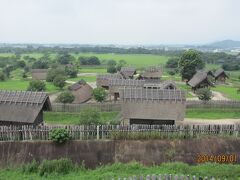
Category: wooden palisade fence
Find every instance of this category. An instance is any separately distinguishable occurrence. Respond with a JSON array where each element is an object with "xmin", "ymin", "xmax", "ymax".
[
  {"xmin": 51, "ymin": 100, "xmax": 240, "ymax": 112},
  {"xmin": 0, "ymin": 124, "xmax": 239, "ymax": 141},
  {"xmin": 114, "ymin": 174, "xmax": 219, "ymax": 180}
]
